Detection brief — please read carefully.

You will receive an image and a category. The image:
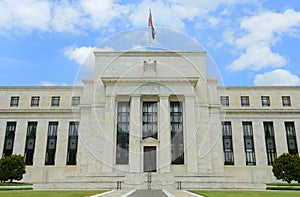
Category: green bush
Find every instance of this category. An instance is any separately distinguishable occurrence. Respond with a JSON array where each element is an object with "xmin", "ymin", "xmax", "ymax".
[
  {"xmin": 272, "ymin": 153, "xmax": 300, "ymax": 183},
  {"xmin": 0, "ymin": 155, "xmax": 26, "ymax": 183}
]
